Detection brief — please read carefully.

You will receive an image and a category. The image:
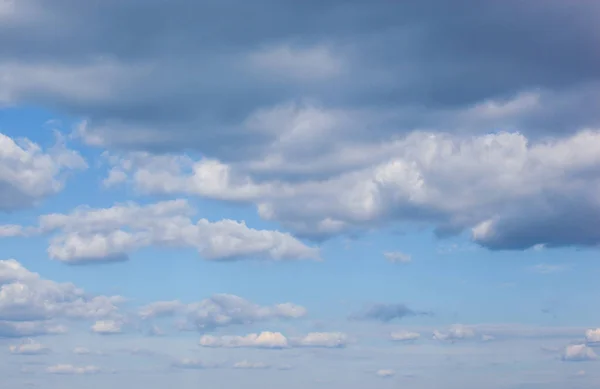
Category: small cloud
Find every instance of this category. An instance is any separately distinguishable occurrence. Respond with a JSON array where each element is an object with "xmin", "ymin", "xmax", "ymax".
[
  {"xmin": 562, "ymin": 344, "xmax": 597, "ymax": 362},
  {"xmin": 73, "ymin": 347, "xmax": 105, "ymax": 356},
  {"xmin": 91, "ymin": 320, "xmax": 122, "ymax": 335},
  {"xmin": 585, "ymin": 328, "xmax": 600, "ymax": 344},
  {"xmin": 199, "ymin": 331, "xmax": 348, "ymax": 349},
  {"xmin": 9, "ymin": 339, "xmax": 50, "ymax": 355},
  {"xmin": 376, "ymin": 369, "xmax": 395, "ymax": 378},
  {"xmin": 390, "ymin": 331, "xmax": 420, "ymax": 342},
  {"xmin": 171, "ymin": 359, "xmax": 216, "ymax": 370},
  {"xmin": 46, "ymin": 365, "xmax": 101, "ymax": 375},
  {"xmin": 481, "ymin": 334, "xmax": 495, "ymax": 342},
  {"xmin": 233, "ymin": 360, "xmax": 271, "ymax": 369},
  {"xmin": 529, "ymin": 263, "xmax": 568, "ymax": 274},
  {"xmin": 433, "ymin": 325, "xmax": 476, "ymax": 342},
  {"xmin": 383, "ymin": 251, "xmax": 411, "ymax": 264}
]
